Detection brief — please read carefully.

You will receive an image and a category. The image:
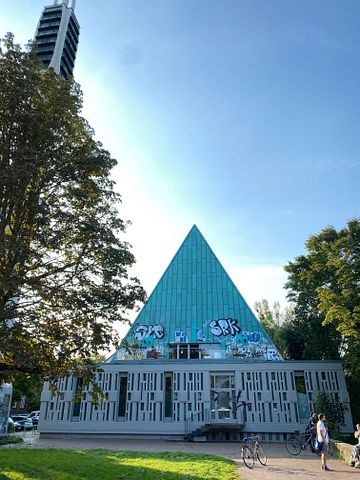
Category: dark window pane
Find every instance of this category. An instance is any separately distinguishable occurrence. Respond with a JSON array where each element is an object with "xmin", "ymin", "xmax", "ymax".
[
  {"xmin": 164, "ymin": 374, "xmax": 173, "ymax": 418},
  {"xmin": 118, "ymin": 376, "xmax": 127, "ymax": 417}
]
